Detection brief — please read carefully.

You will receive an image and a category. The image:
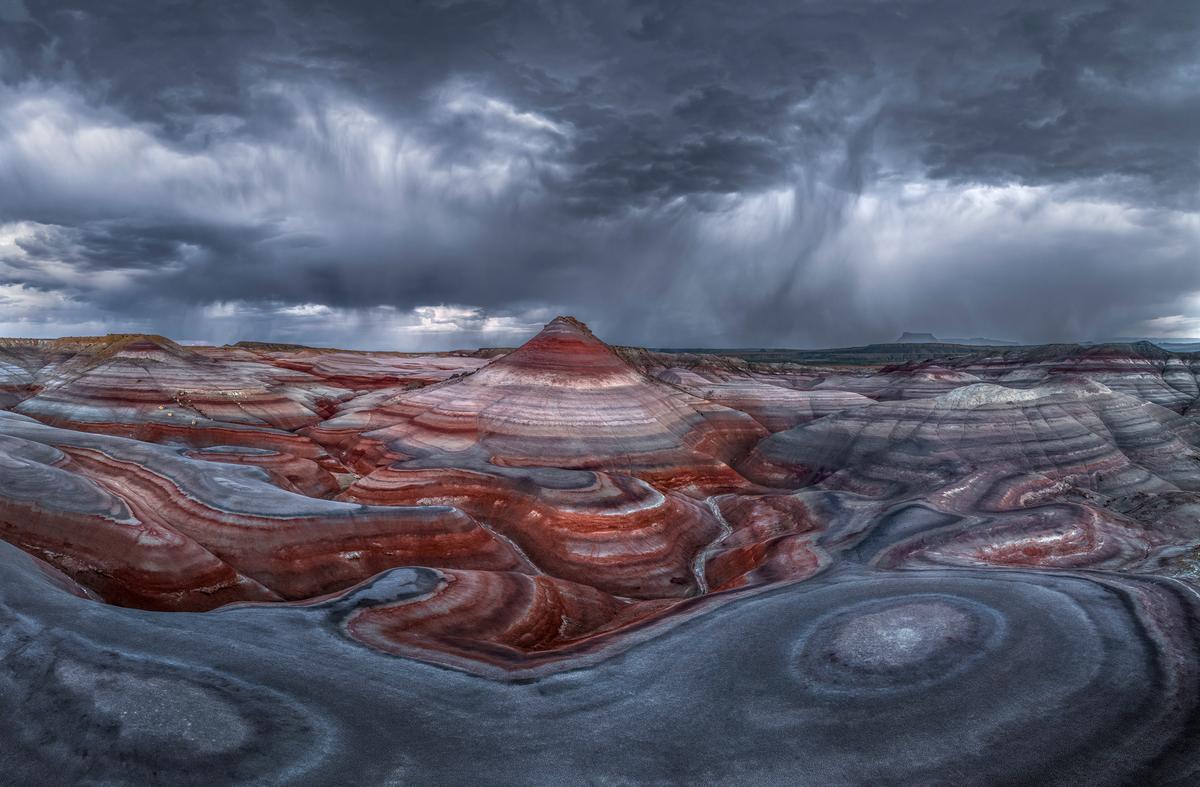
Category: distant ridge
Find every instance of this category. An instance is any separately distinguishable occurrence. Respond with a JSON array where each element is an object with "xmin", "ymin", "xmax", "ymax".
[
  {"xmin": 943, "ymin": 336, "xmax": 1020, "ymax": 347},
  {"xmin": 1089, "ymin": 337, "xmax": 1200, "ymax": 353},
  {"xmin": 894, "ymin": 331, "xmax": 1018, "ymax": 346}
]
